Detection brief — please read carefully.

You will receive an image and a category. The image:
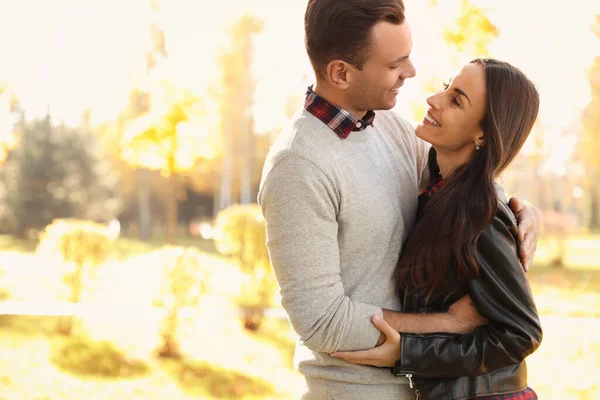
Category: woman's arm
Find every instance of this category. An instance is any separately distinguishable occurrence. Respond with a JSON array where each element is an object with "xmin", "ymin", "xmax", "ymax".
[
  {"xmin": 393, "ymin": 206, "xmax": 543, "ymax": 378},
  {"xmin": 333, "ymin": 205, "xmax": 543, "ymax": 378}
]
